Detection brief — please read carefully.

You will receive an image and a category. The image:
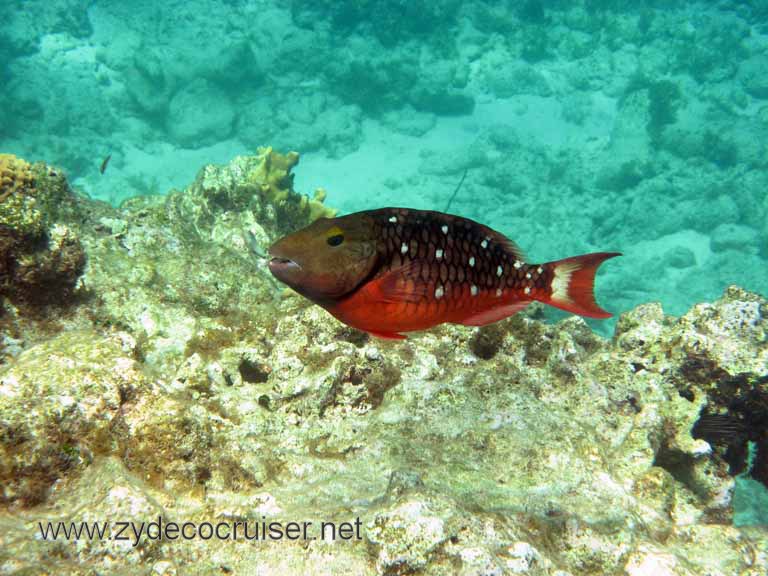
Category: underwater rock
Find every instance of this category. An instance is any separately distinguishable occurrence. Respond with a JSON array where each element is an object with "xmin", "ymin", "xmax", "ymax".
[
  {"xmin": 167, "ymin": 79, "xmax": 235, "ymax": 148},
  {"xmin": 290, "ymin": 0, "xmax": 462, "ymax": 47},
  {"xmin": 662, "ymin": 245, "xmax": 696, "ymax": 269},
  {"xmin": 0, "ymin": 329, "xmax": 145, "ymax": 507},
  {"xmin": 0, "ymin": 148, "xmax": 335, "ymax": 368},
  {"xmin": 123, "ymin": 47, "xmax": 176, "ymax": 117},
  {"xmin": 327, "ymin": 50, "xmax": 419, "ymax": 113},
  {"xmin": 267, "ymin": 101, "xmax": 364, "ymax": 159},
  {"xmin": 483, "ymin": 63, "xmax": 553, "ymax": 99},
  {"xmin": 0, "ymin": 149, "xmax": 767, "ymax": 574},
  {"xmin": 366, "ymin": 495, "xmax": 458, "ymax": 572},
  {"xmin": 10, "ymin": 223, "xmax": 86, "ymax": 305},
  {"xmin": 420, "ymin": 91, "xmax": 475, "ymax": 116},
  {"xmin": 710, "ymin": 223, "xmax": 760, "ymax": 254},
  {"xmin": 604, "ymin": 89, "xmax": 652, "ymax": 168},
  {"xmin": 0, "ymin": 0, "xmax": 93, "ymax": 54},
  {"xmin": 410, "ymin": 60, "xmax": 475, "ymax": 118},
  {"xmin": 0, "ymin": 155, "xmax": 86, "ymax": 307},
  {"xmin": 381, "ymin": 106, "xmax": 437, "ymax": 137},
  {"xmin": 78, "ymin": 147, "xmax": 333, "ymax": 376}
]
